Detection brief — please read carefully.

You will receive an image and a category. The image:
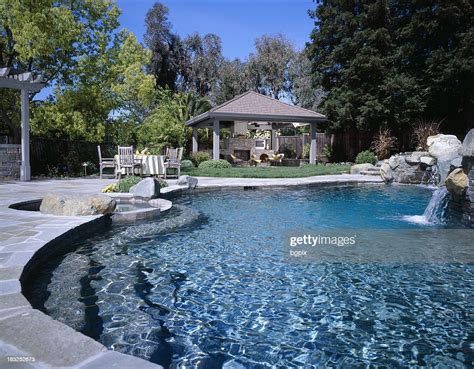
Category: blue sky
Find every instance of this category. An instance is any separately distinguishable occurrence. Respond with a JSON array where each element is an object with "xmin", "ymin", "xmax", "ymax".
[
  {"xmin": 118, "ymin": 0, "xmax": 316, "ymax": 58},
  {"xmin": 36, "ymin": 0, "xmax": 315, "ymax": 100}
]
